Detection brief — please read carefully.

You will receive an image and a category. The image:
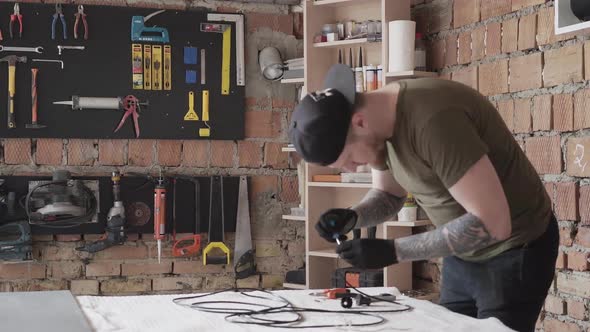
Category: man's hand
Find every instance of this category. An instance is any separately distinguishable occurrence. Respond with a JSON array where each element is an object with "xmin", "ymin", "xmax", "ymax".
[
  {"xmin": 336, "ymin": 239, "xmax": 398, "ymax": 269},
  {"xmin": 316, "ymin": 208, "xmax": 358, "ymax": 242}
]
